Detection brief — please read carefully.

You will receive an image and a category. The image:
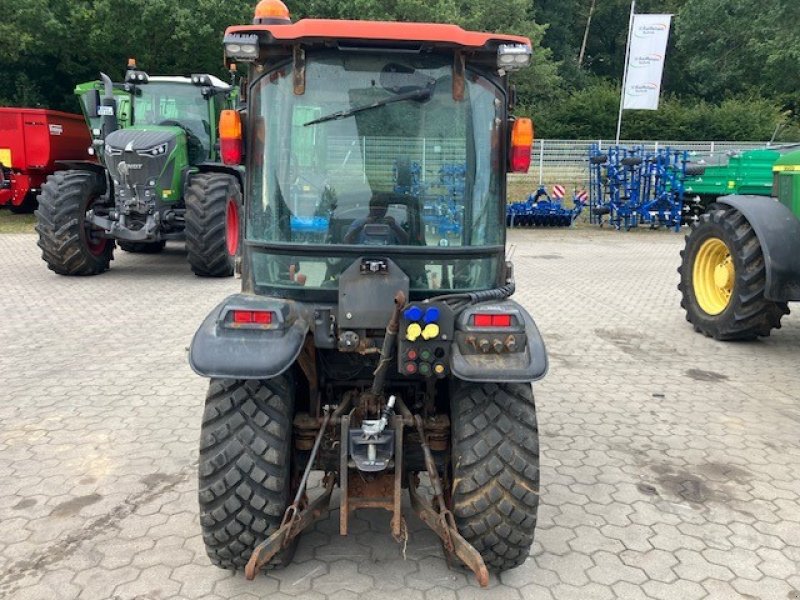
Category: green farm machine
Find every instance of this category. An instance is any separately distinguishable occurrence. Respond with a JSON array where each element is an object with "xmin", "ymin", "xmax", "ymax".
[
  {"xmin": 684, "ymin": 145, "xmax": 800, "ymax": 211},
  {"xmin": 35, "ymin": 61, "xmax": 244, "ymax": 276},
  {"xmin": 679, "ymin": 149, "xmax": 800, "ymax": 339}
]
